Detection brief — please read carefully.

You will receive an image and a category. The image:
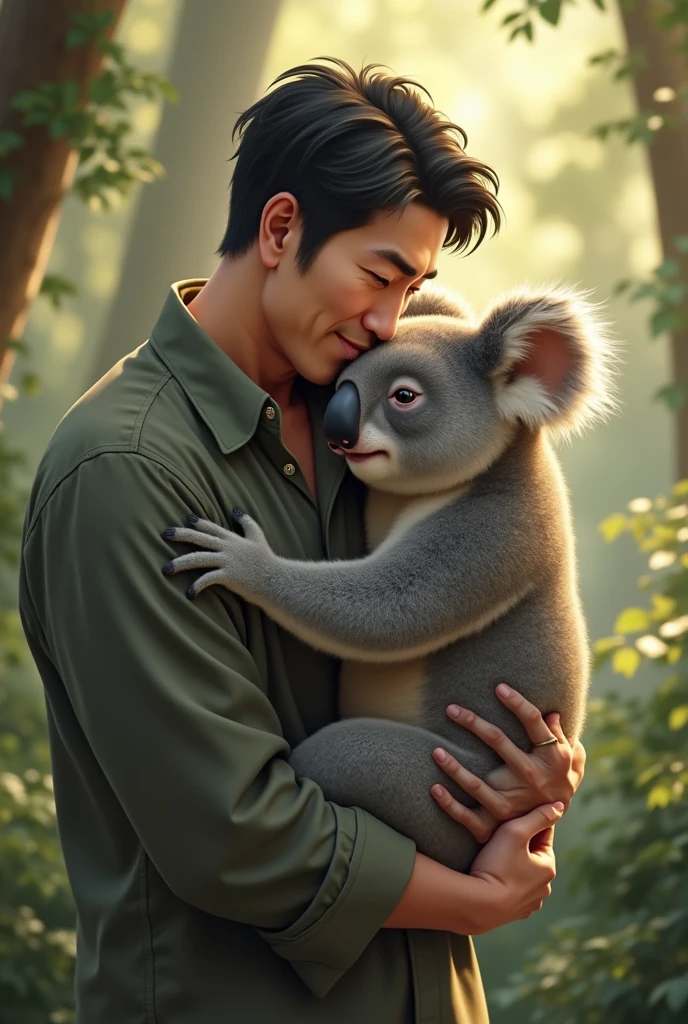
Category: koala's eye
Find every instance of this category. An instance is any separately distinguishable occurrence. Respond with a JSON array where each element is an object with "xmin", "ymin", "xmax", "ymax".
[{"xmin": 393, "ymin": 388, "xmax": 417, "ymax": 404}]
